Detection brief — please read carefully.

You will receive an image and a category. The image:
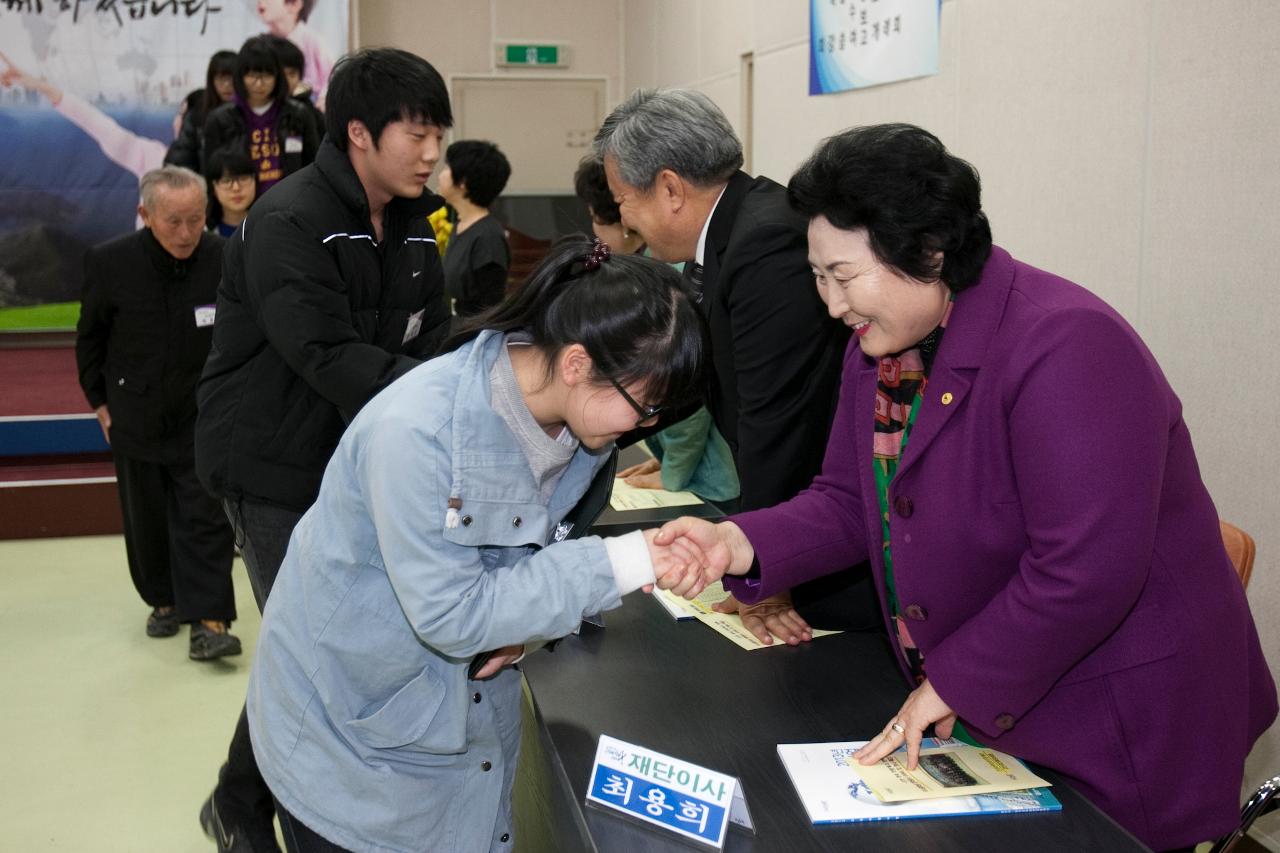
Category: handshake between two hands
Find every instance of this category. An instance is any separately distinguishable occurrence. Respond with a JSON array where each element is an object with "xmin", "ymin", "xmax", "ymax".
[{"xmin": 638, "ymin": 517, "xmax": 756, "ymax": 598}]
